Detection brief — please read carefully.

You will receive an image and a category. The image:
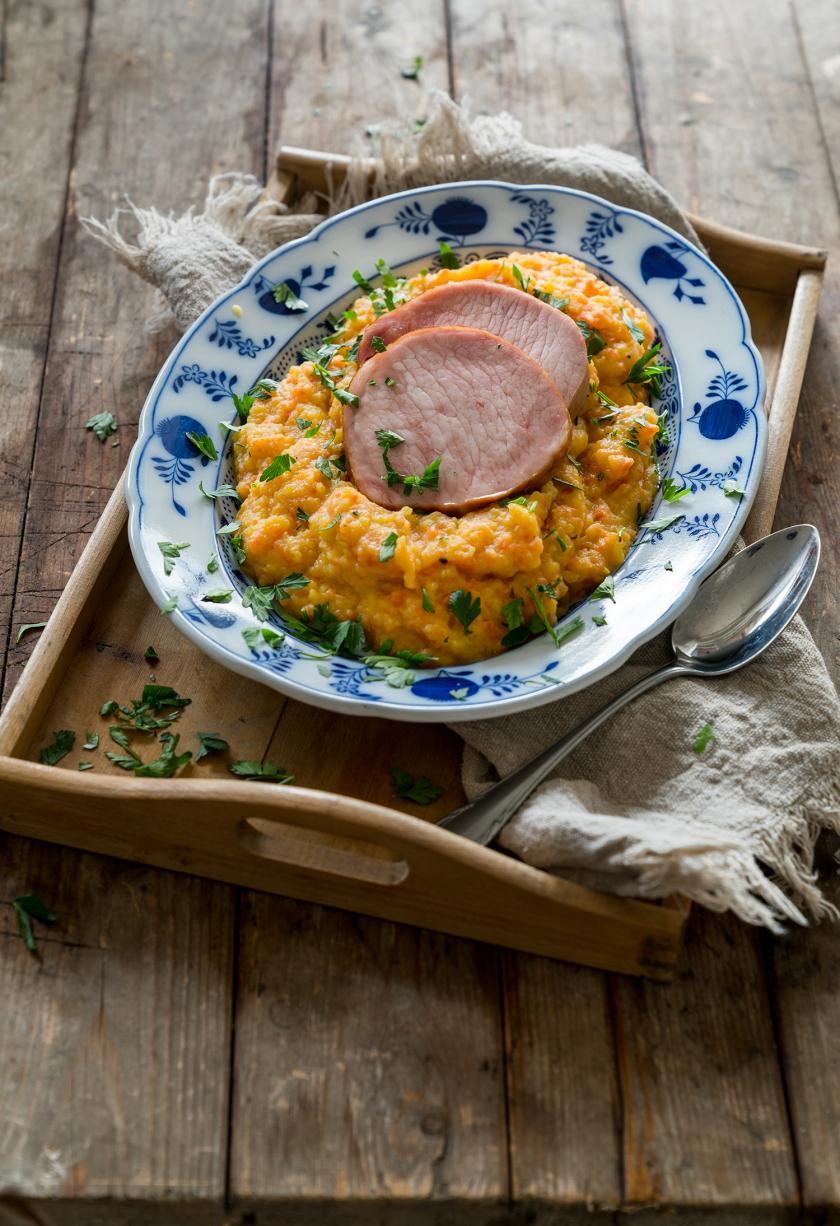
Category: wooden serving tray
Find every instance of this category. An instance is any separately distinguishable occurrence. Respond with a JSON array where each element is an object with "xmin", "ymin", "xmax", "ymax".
[{"xmin": 0, "ymin": 150, "xmax": 826, "ymax": 980}]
